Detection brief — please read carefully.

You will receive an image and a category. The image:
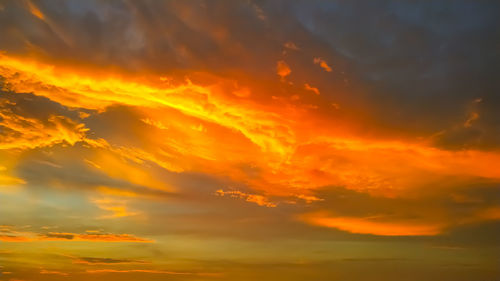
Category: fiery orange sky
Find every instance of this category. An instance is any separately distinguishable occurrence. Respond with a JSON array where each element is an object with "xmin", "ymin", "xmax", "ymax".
[{"xmin": 1, "ymin": 1, "xmax": 499, "ymax": 281}]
